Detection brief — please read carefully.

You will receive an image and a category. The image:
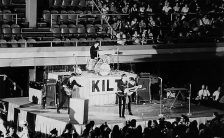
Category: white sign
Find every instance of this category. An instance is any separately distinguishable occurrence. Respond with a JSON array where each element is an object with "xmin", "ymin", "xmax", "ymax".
[{"xmin": 90, "ymin": 78, "xmax": 120, "ymax": 94}]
